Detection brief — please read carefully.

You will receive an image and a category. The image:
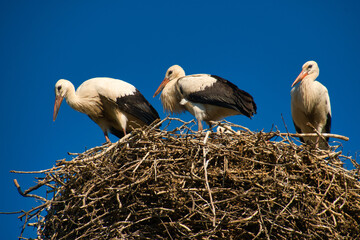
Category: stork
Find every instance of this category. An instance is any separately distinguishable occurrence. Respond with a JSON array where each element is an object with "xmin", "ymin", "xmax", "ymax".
[
  {"xmin": 153, "ymin": 65, "xmax": 257, "ymax": 130},
  {"xmin": 53, "ymin": 77, "xmax": 160, "ymax": 143},
  {"xmin": 291, "ymin": 61, "xmax": 332, "ymax": 149}
]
